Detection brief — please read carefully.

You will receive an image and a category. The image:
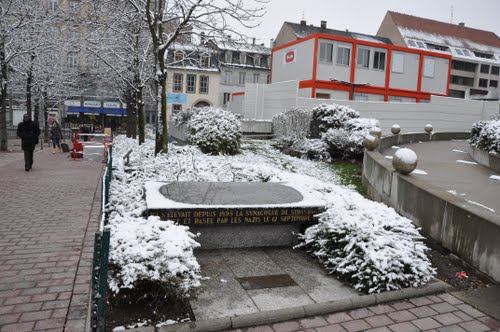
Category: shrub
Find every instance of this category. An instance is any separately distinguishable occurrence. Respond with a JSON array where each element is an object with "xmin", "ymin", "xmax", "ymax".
[
  {"xmin": 296, "ymin": 203, "xmax": 436, "ymax": 294},
  {"xmin": 187, "ymin": 107, "xmax": 241, "ymax": 155},
  {"xmin": 323, "ymin": 118, "xmax": 381, "ymax": 160},
  {"xmin": 310, "ymin": 103, "xmax": 360, "ymax": 138},
  {"xmin": 470, "ymin": 119, "xmax": 500, "ymax": 154},
  {"xmin": 290, "ymin": 138, "xmax": 330, "ymax": 161},
  {"xmin": 272, "ymin": 108, "xmax": 312, "ymax": 145}
]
